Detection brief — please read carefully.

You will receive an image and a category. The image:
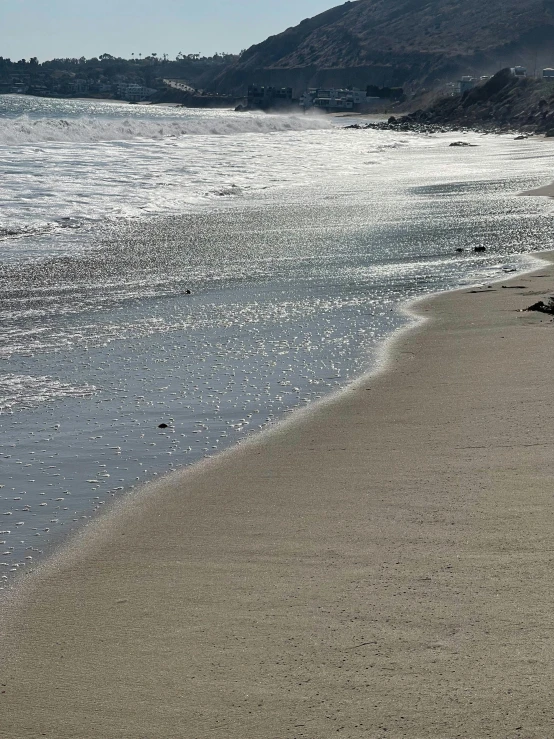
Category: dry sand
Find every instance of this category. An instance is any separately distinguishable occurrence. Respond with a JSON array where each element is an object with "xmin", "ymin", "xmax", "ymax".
[{"xmin": 2, "ymin": 256, "xmax": 554, "ymax": 739}]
